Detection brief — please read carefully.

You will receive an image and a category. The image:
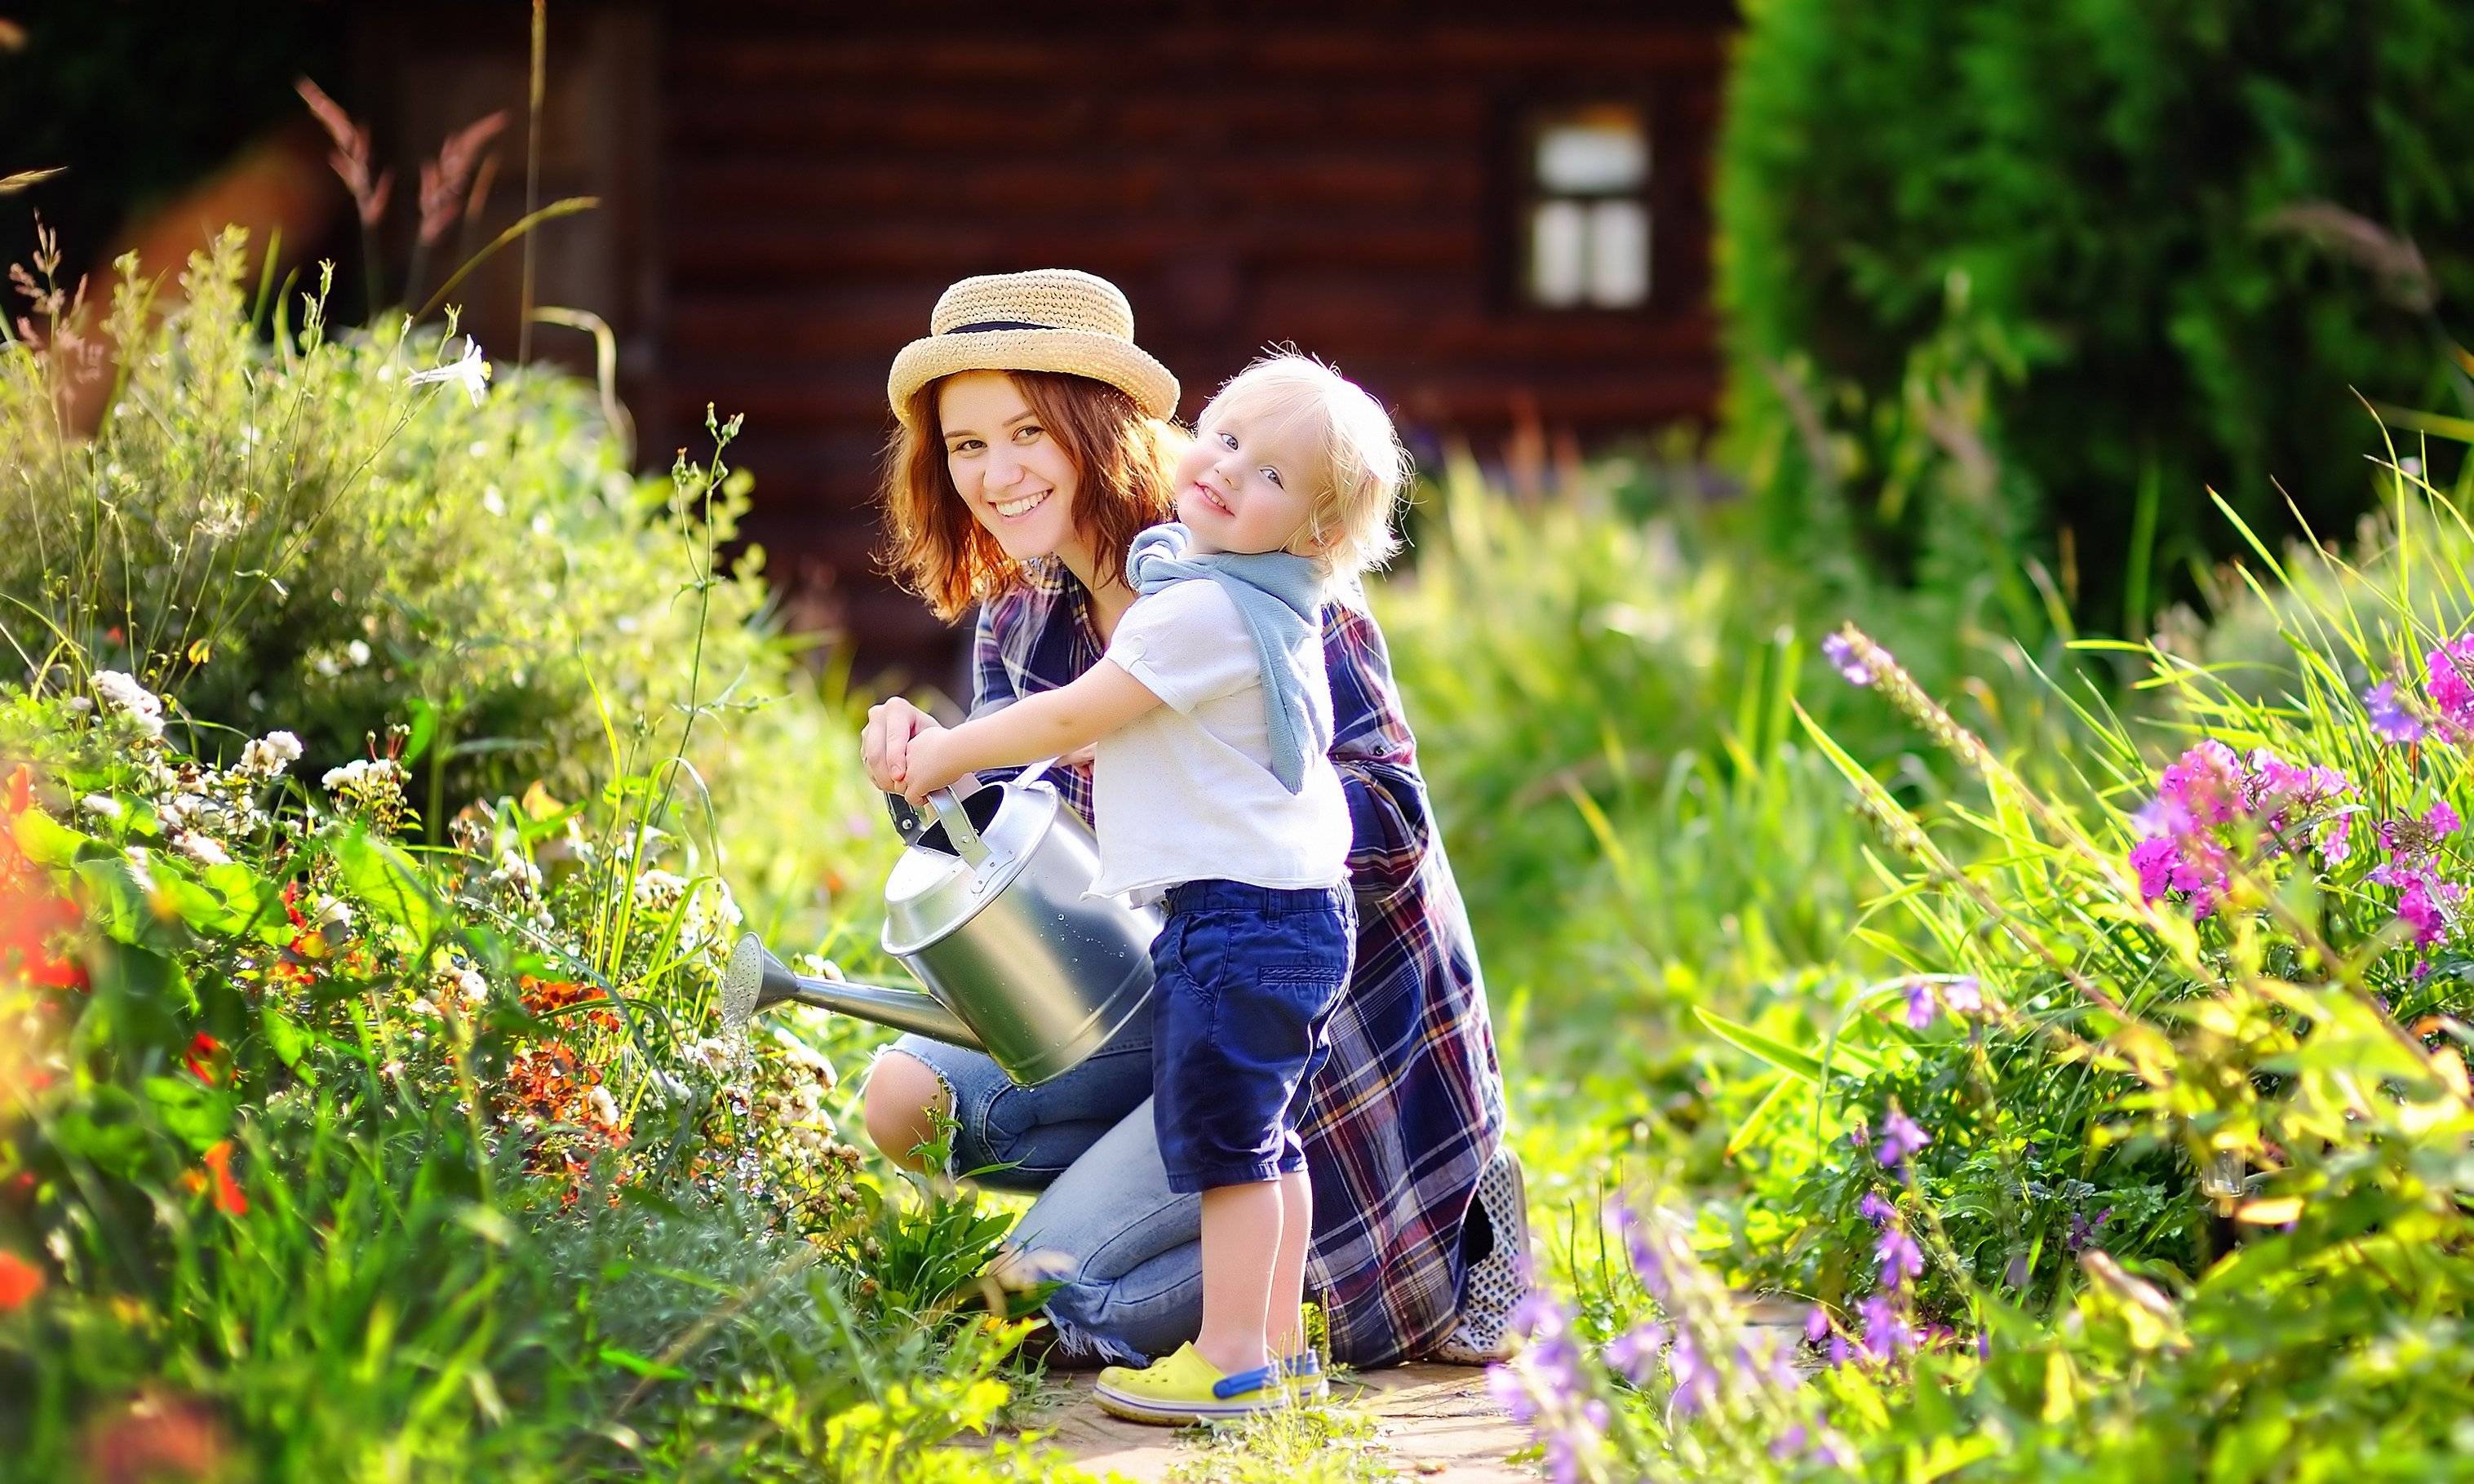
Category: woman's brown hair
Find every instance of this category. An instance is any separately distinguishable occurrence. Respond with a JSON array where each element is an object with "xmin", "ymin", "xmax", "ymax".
[{"xmin": 880, "ymin": 370, "xmax": 1180, "ymax": 622}]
